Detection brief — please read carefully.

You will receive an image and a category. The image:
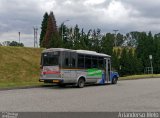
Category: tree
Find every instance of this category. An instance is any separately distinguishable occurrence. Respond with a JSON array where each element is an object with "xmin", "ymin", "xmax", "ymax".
[
  {"xmin": 9, "ymin": 41, "xmax": 24, "ymax": 47},
  {"xmin": 86, "ymin": 29, "xmax": 92, "ymax": 50},
  {"xmin": 153, "ymin": 33, "xmax": 160, "ymax": 73},
  {"xmin": 132, "ymin": 52, "xmax": 143, "ymax": 74},
  {"xmin": 43, "ymin": 11, "xmax": 60, "ymax": 48},
  {"xmin": 59, "ymin": 24, "xmax": 73, "ymax": 49},
  {"xmin": 101, "ymin": 33, "xmax": 114, "ymax": 55},
  {"xmin": 2, "ymin": 41, "xmax": 11, "ymax": 46},
  {"xmin": 136, "ymin": 31, "xmax": 155, "ymax": 73},
  {"xmin": 116, "ymin": 33, "xmax": 124, "ymax": 46},
  {"xmin": 39, "ymin": 12, "xmax": 49, "ymax": 47},
  {"xmin": 1, "ymin": 41, "xmax": 24, "ymax": 47},
  {"xmin": 123, "ymin": 32, "xmax": 139, "ymax": 47},
  {"xmin": 90, "ymin": 29, "xmax": 102, "ymax": 52},
  {"xmin": 111, "ymin": 50, "xmax": 119, "ymax": 71},
  {"xmin": 73, "ymin": 24, "xmax": 81, "ymax": 49},
  {"xmin": 79, "ymin": 28, "xmax": 89, "ymax": 50},
  {"xmin": 119, "ymin": 48, "xmax": 133, "ymax": 76}
]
